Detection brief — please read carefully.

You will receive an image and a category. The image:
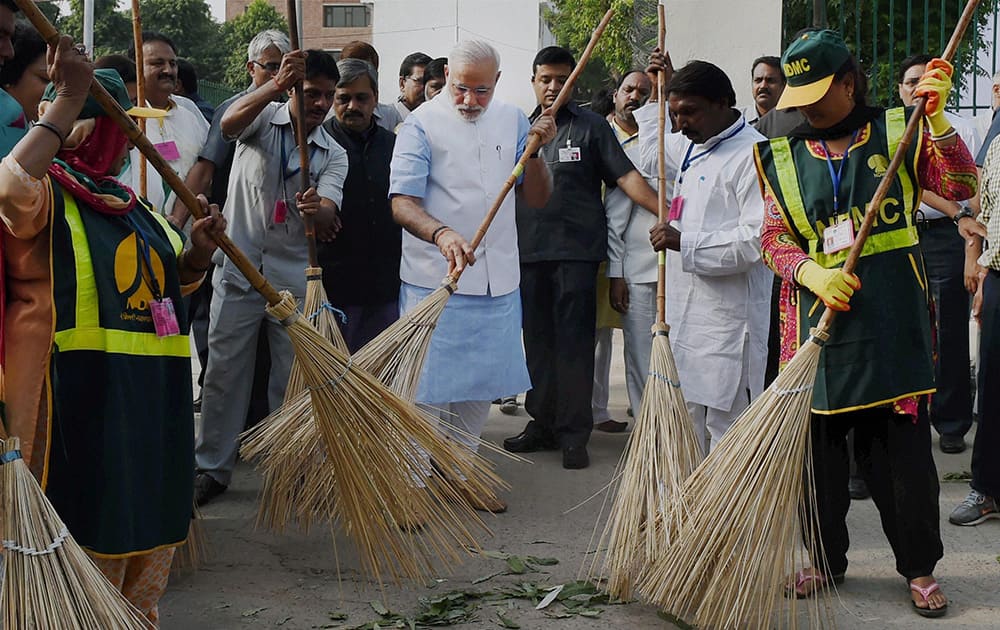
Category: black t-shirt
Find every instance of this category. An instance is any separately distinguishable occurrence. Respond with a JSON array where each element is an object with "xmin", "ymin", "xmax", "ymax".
[{"xmin": 516, "ymin": 103, "xmax": 635, "ymax": 263}]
